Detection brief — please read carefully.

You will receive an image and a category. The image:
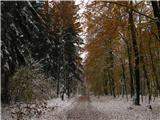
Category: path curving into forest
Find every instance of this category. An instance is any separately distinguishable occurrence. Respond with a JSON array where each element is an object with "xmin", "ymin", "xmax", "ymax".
[{"xmin": 65, "ymin": 96, "xmax": 108, "ymax": 120}]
